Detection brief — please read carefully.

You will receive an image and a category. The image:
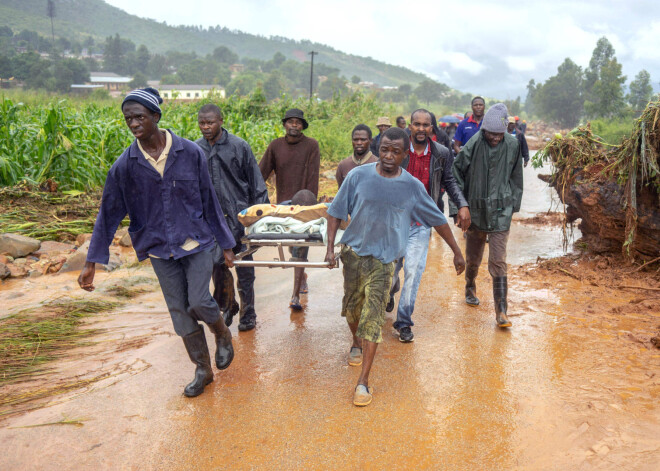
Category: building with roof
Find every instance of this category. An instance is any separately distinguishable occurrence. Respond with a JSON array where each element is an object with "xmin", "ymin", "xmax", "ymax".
[
  {"xmin": 88, "ymin": 72, "xmax": 132, "ymax": 92},
  {"xmin": 158, "ymin": 84, "xmax": 226, "ymax": 100}
]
